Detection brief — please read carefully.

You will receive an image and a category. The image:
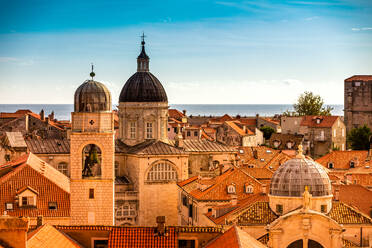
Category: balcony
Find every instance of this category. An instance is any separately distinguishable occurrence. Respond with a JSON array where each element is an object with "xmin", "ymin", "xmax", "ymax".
[
  {"xmin": 115, "ymin": 191, "xmax": 138, "ymax": 201},
  {"xmin": 314, "ymin": 135, "xmax": 325, "ymax": 142}
]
